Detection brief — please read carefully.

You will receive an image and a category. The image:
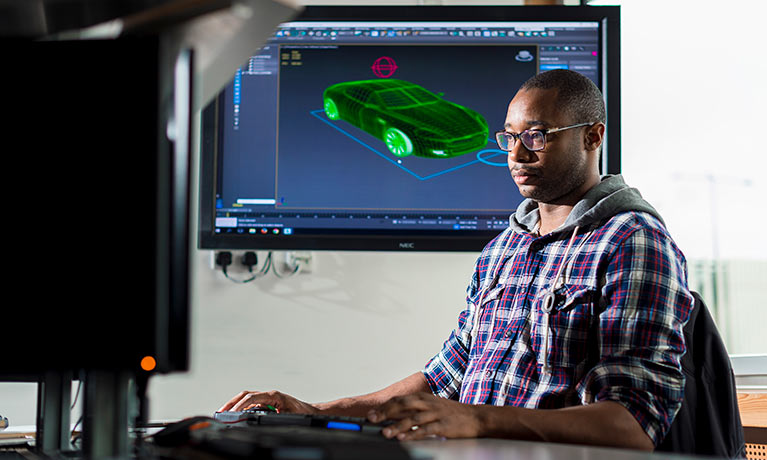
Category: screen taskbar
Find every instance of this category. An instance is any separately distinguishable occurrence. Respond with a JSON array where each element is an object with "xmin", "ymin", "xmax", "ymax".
[{"xmin": 214, "ymin": 210, "xmax": 512, "ymax": 236}]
